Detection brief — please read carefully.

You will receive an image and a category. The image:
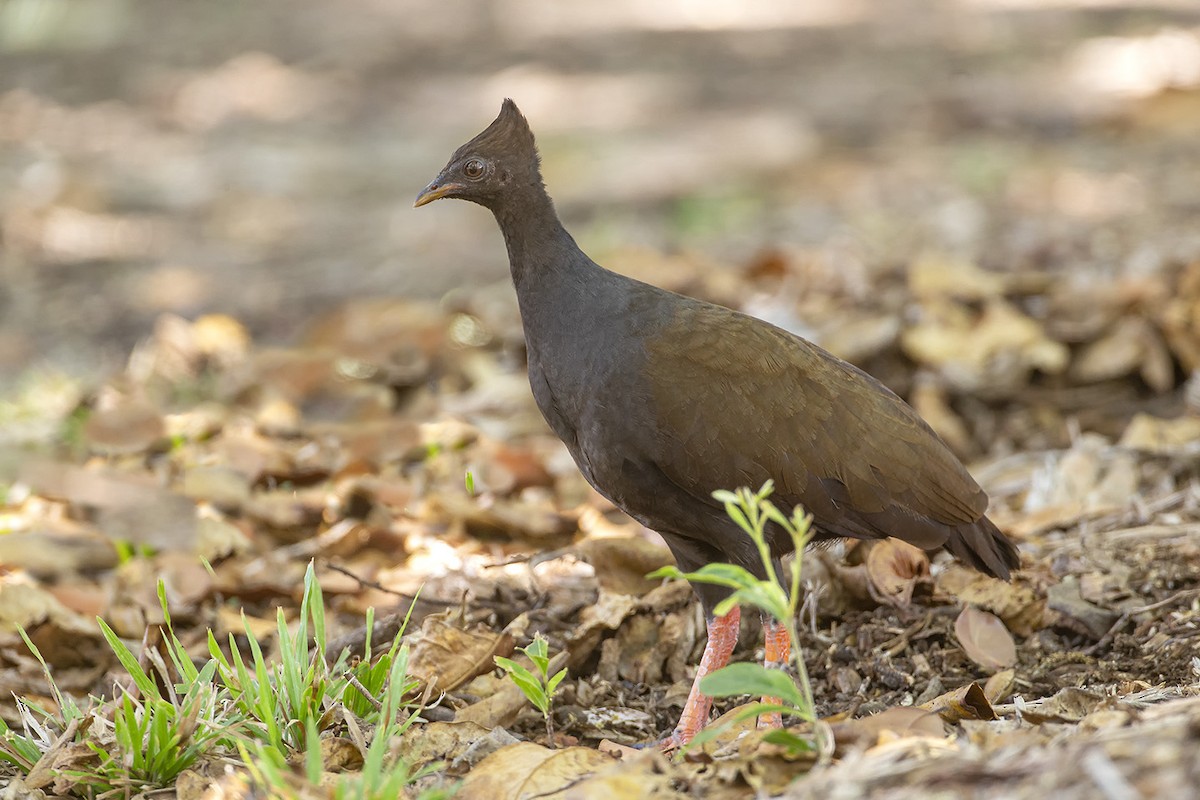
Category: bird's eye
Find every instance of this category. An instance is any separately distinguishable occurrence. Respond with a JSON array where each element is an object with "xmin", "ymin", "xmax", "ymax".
[{"xmin": 463, "ymin": 159, "xmax": 486, "ymax": 179}]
